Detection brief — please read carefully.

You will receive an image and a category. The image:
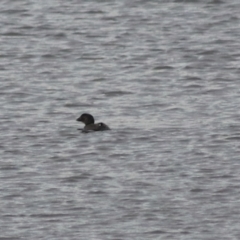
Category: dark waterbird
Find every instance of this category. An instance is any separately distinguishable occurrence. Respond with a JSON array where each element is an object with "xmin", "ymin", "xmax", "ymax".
[{"xmin": 76, "ymin": 113, "xmax": 110, "ymax": 132}]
